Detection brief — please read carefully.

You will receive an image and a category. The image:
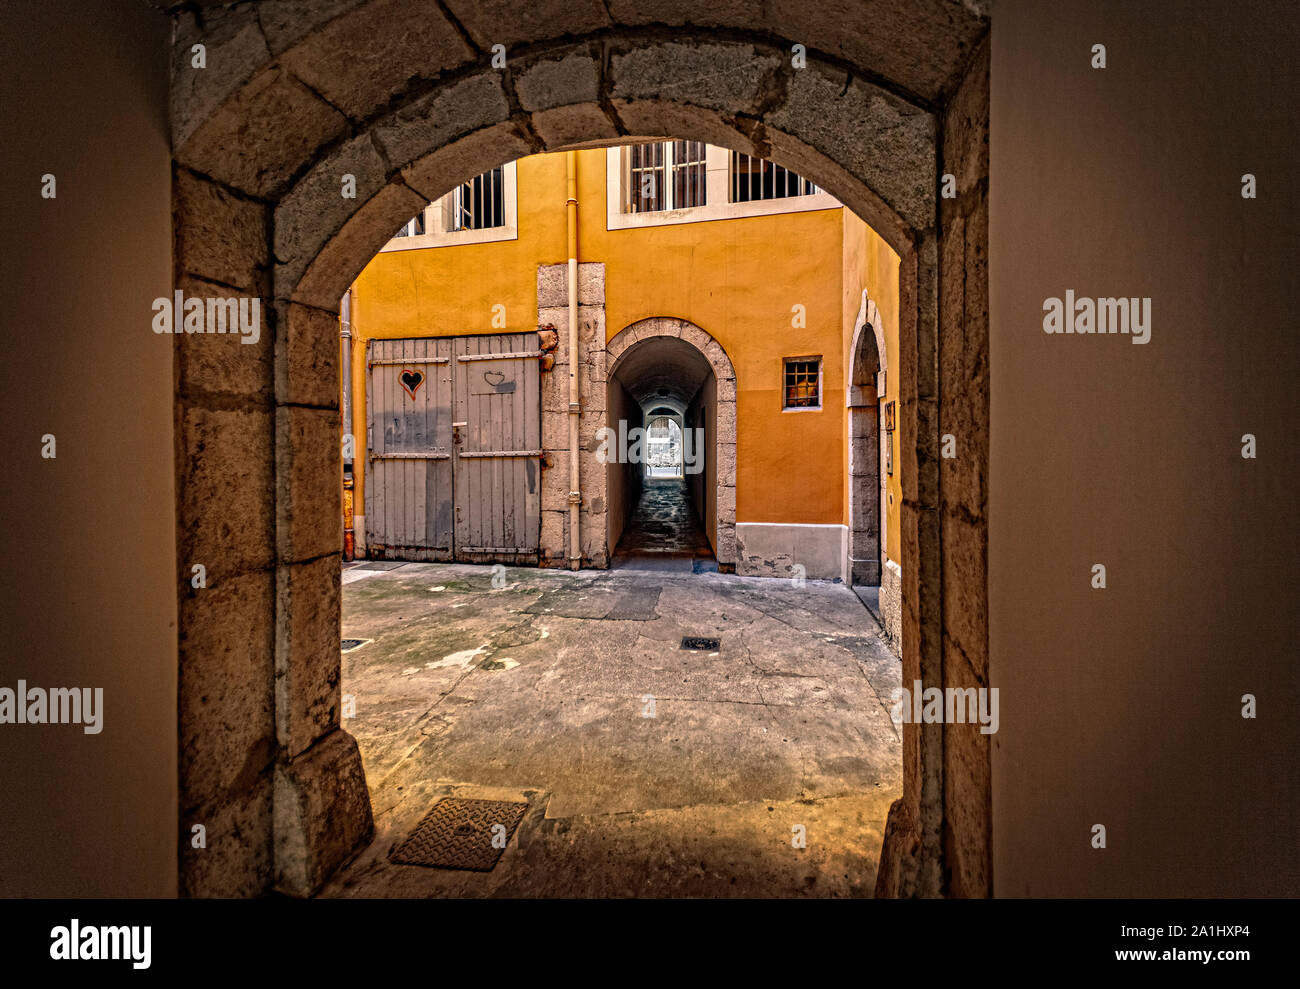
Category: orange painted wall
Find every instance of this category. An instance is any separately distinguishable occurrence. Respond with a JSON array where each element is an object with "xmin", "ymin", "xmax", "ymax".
[{"xmin": 349, "ymin": 148, "xmax": 897, "ymax": 531}]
